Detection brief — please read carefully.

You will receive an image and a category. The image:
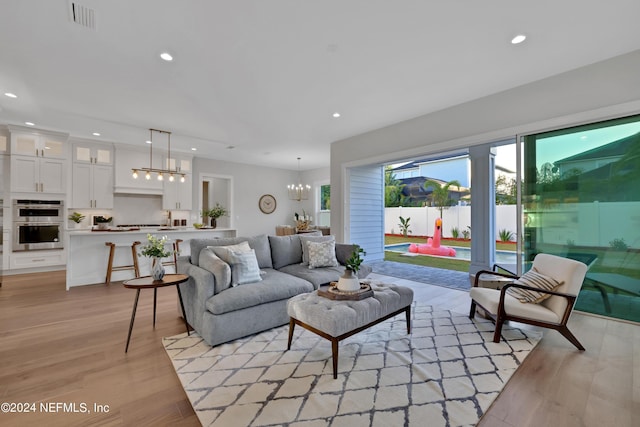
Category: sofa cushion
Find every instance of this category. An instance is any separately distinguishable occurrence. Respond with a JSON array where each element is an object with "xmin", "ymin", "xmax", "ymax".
[
  {"xmin": 308, "ymin": 240, "xmax": 339, "ymax": 269},
  {"xmin": 227, "ymin": 249, "xmax": 262, "ymax": 286},
  {"xmin": 278, "ymin": 263, "xmax": 345, "ymax": 288},
  {"xmin": 300, "ymin": 234, "xmax": 334, "ymax": 265},
  {"xmin": 206, "ymin": 269, "xmax": 314, "ymax": 315},
  {"xmin": 268, "ymin": 235, "xmax": 303, "ymax": 269},
  {"xmin": 198, "ymin": 248, "xmax": 232, "ymax": 293},
  {"xmin": 335, "ymin": 243, "xmax": 358, "ymax": 265},
  {"xmin": 246, "ymin": 234, "xmax": 273, "ymax": 269}
]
